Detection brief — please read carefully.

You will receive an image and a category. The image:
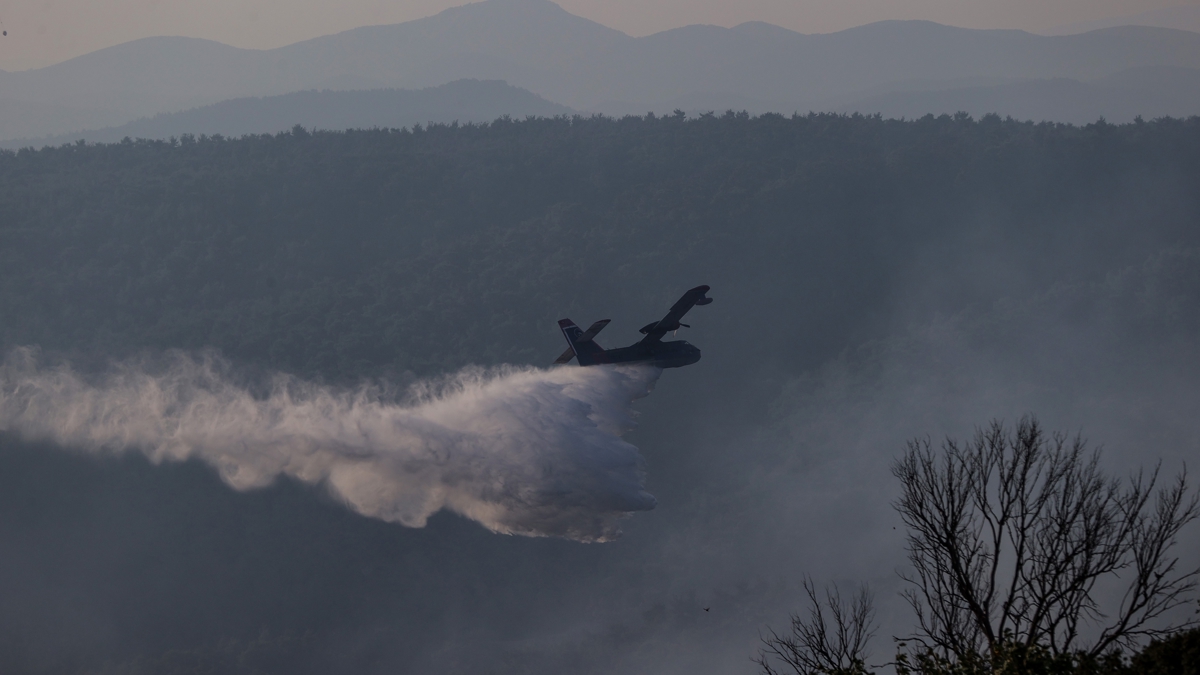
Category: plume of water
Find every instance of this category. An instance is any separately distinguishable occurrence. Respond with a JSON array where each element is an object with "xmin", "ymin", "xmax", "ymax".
[{"xmin": 0, "ymin": 348, "xmax": 660, "ymax": 542}]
